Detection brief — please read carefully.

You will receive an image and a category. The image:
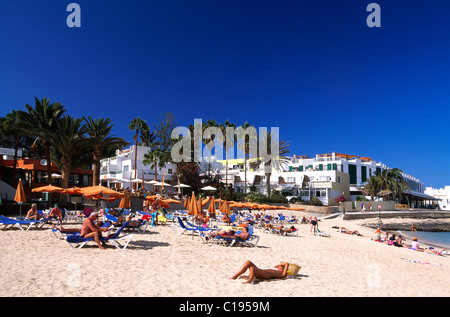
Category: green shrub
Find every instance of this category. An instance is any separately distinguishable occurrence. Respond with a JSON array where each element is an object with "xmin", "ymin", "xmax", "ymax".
[{"xmin": 310, "ymin": 197, "xmax": 323, "ymax": 206}]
